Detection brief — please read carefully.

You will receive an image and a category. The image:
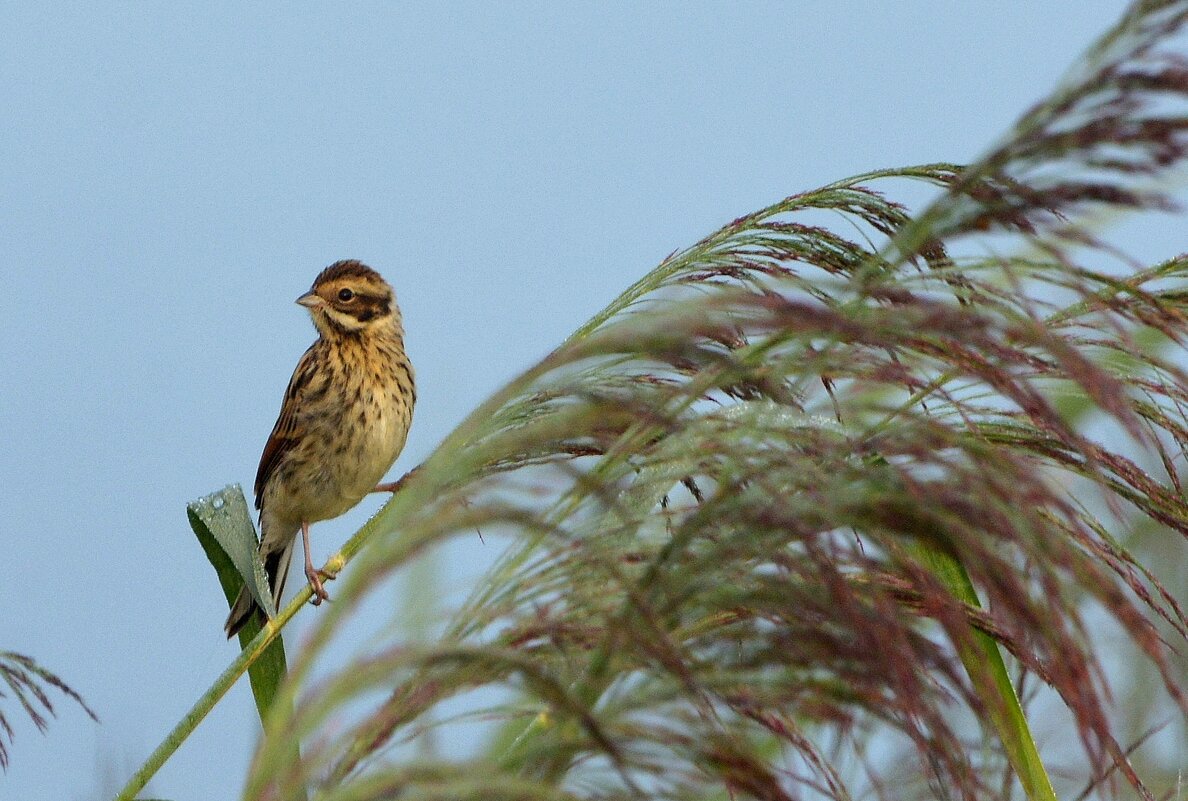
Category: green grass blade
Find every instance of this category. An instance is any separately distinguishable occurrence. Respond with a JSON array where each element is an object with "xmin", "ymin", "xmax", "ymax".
[
  {"xmin": 186, "ymin": 485, "xmax": 288, "ymax": 722},
  {"xmin": 912, "ymin": 543, "xmax": 1058, "ymax": 801},
  {"xmin": 188, "ymin": 485, "xmax": 275, "ymax": 617}
]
